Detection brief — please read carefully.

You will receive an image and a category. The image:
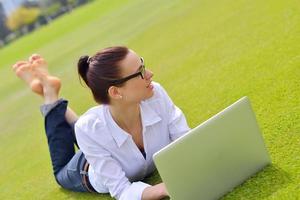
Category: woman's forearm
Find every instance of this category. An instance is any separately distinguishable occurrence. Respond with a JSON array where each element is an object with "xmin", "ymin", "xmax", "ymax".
[{"xmin": 141, "ymin": 183, "xmax": 169, "ymax": 200}]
